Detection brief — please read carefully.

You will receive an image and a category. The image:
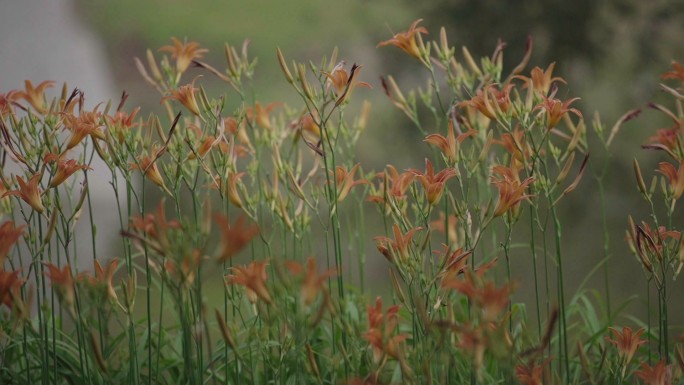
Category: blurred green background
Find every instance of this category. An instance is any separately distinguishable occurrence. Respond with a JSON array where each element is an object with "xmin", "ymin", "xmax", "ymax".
[{"xmin": 76, "ymin": 0, "xmax": 684, "ymax": 325}]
